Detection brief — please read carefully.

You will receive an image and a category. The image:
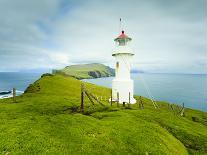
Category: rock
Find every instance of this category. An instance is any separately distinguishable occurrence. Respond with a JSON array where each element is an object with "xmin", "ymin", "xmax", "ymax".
[{"xmin": 41, "ymin": 73, "xmax": 53, "ymax": 78}]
